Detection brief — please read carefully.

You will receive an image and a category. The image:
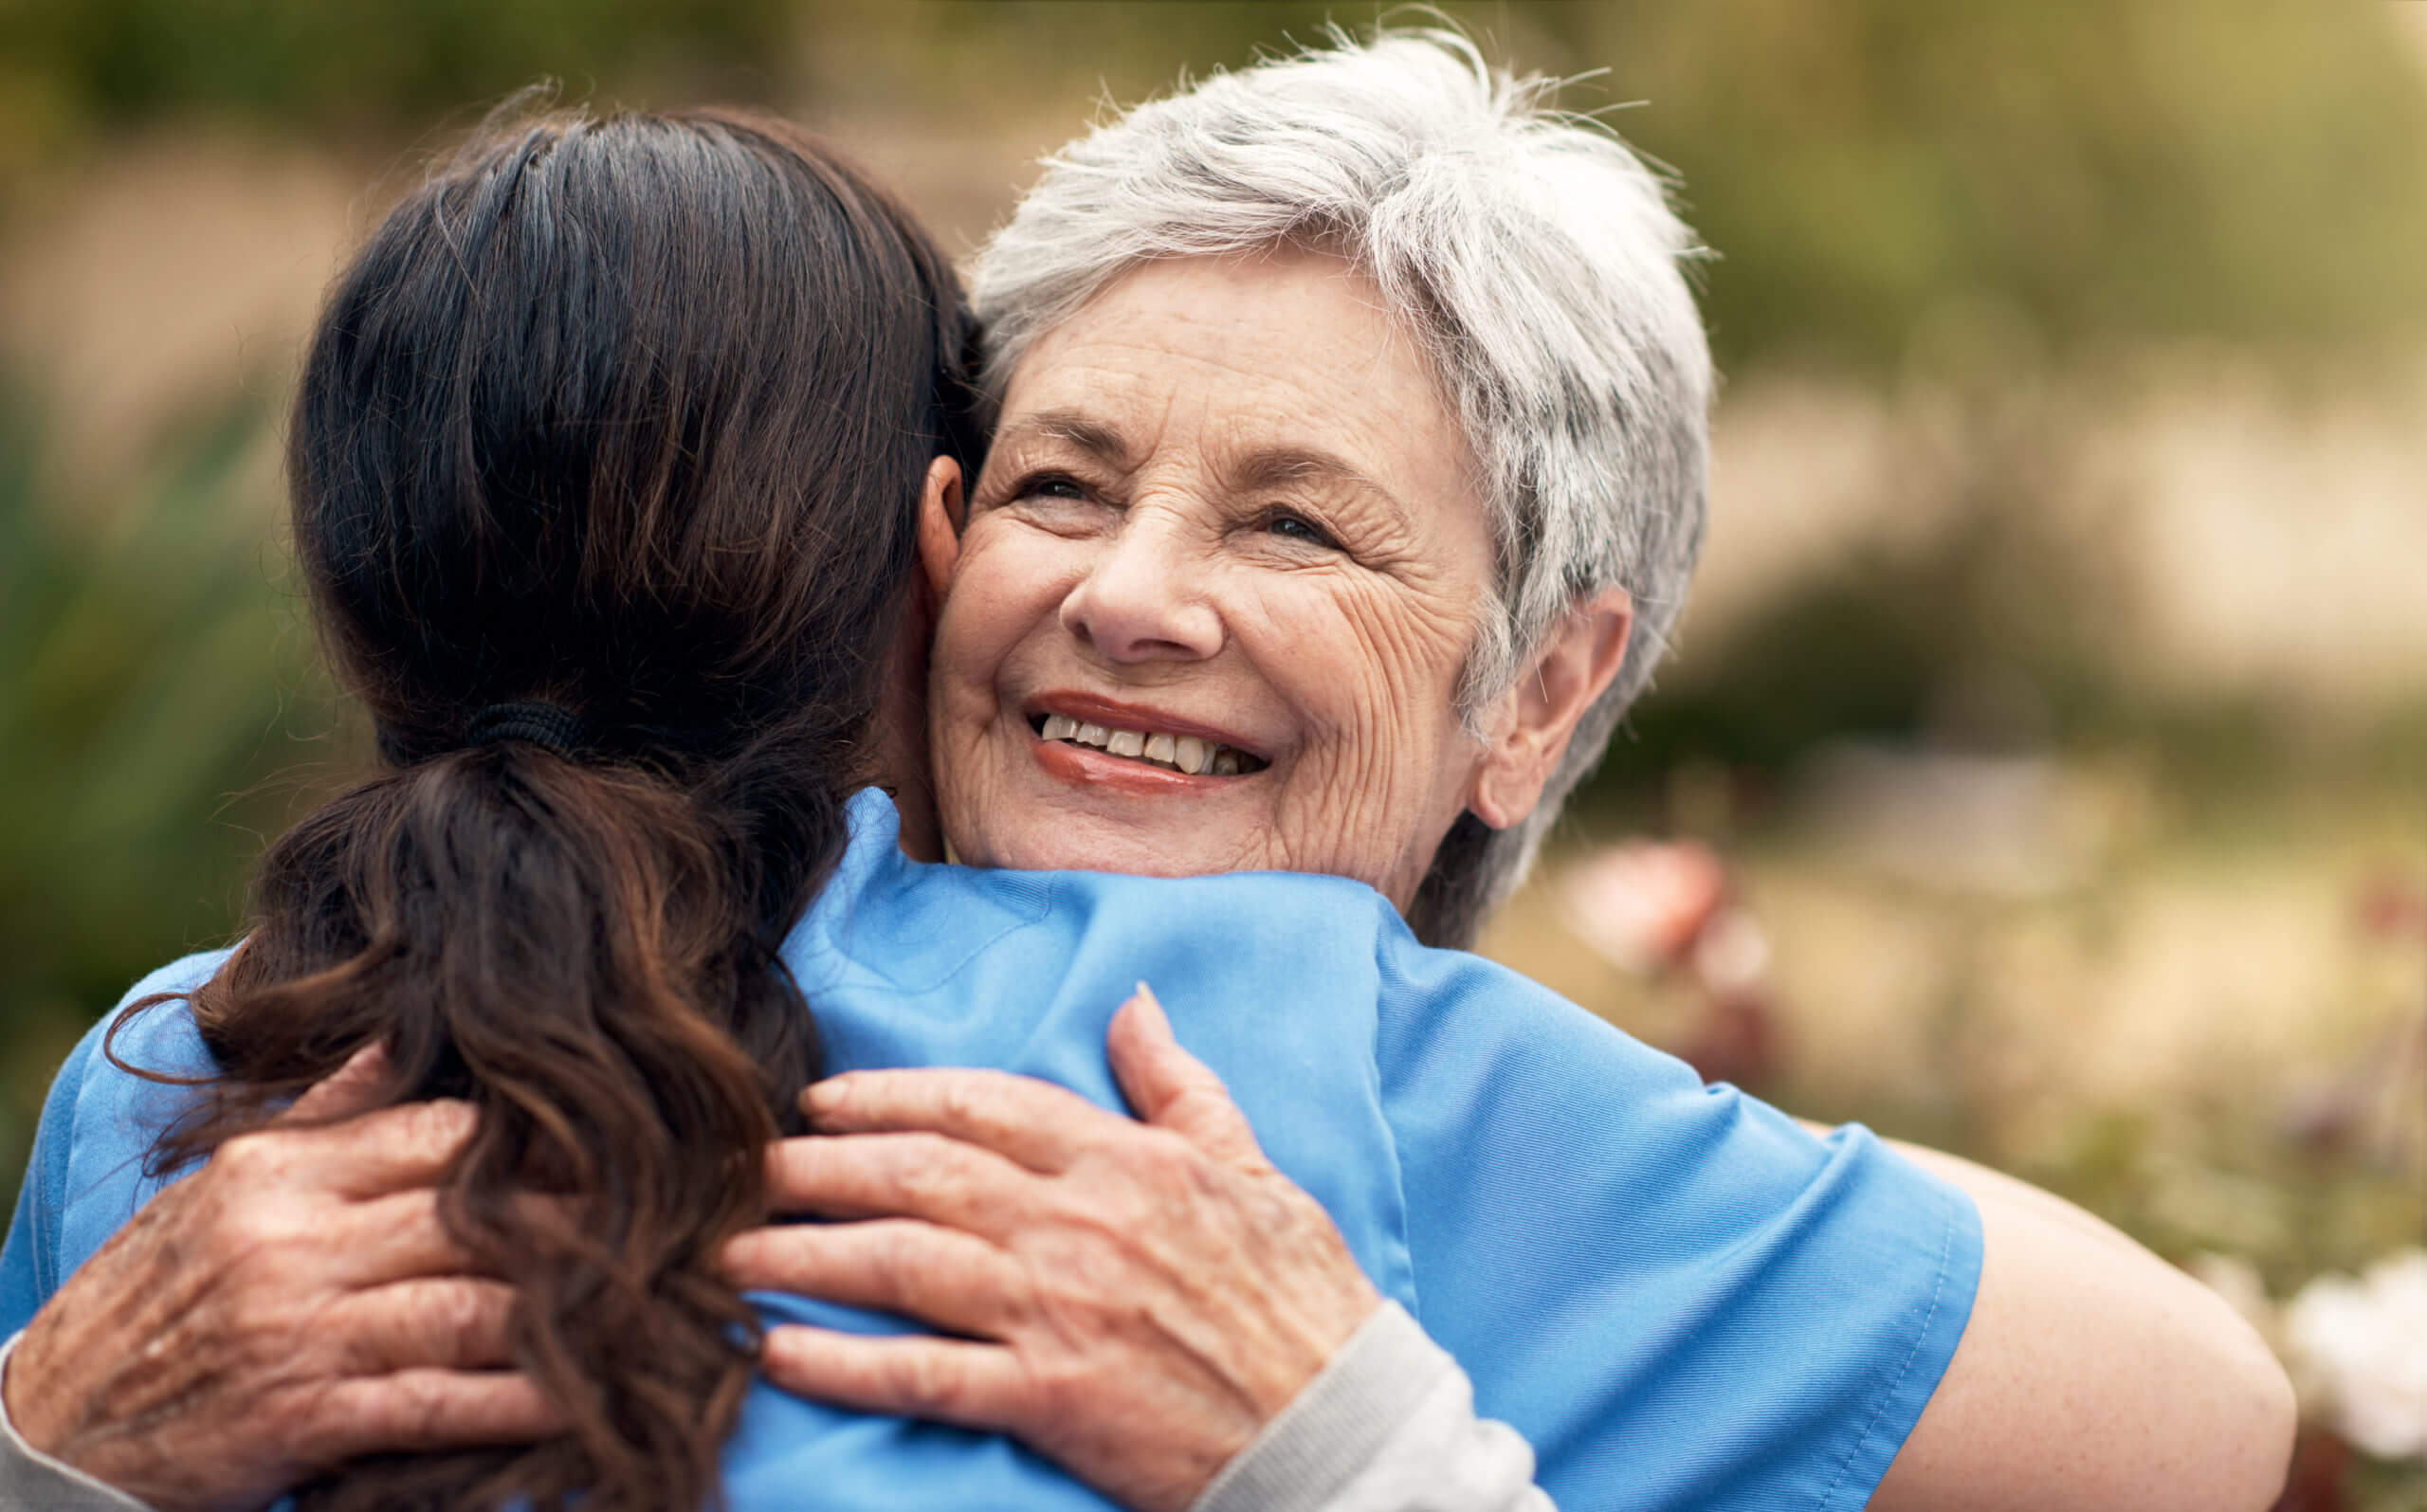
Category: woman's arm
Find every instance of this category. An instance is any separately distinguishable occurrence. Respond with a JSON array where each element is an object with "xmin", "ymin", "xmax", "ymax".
[
  {"xmin": 1856, "ymin": 1136, "xmax": 2294, "ymax": 1512},
  {"xmin": 0, "ymin": 1047, "xmax": 559, "ymax": 1512}
]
